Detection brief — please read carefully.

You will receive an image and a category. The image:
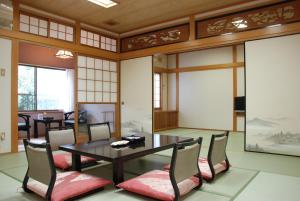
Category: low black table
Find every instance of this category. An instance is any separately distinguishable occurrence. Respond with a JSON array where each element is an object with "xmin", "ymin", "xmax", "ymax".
[
  {"xmin": 59, "ymin": 133, "xmax": 193, "ymax": 184},
  {"xmin": 33, "ymin": 118, "xmax": 63, "ymax": 138}
]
